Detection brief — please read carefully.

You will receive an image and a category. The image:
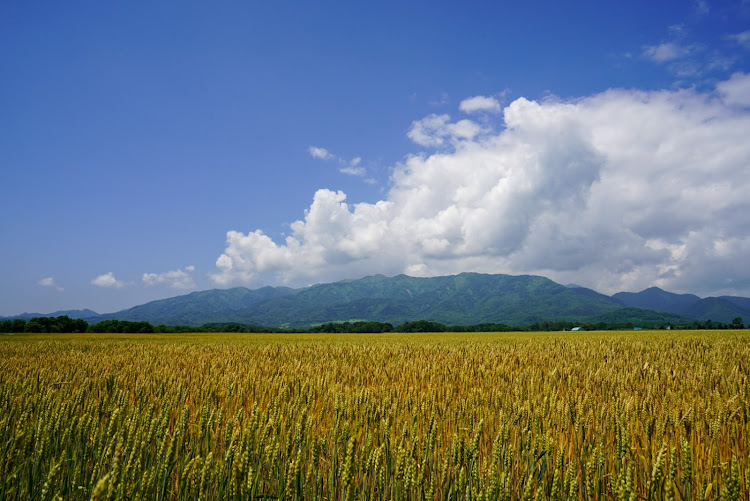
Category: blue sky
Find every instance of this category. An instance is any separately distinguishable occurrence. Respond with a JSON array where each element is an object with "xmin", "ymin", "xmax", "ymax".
[{"xmin": 2, "ymin": 1, "xmax": 750, "ymax": 315}]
